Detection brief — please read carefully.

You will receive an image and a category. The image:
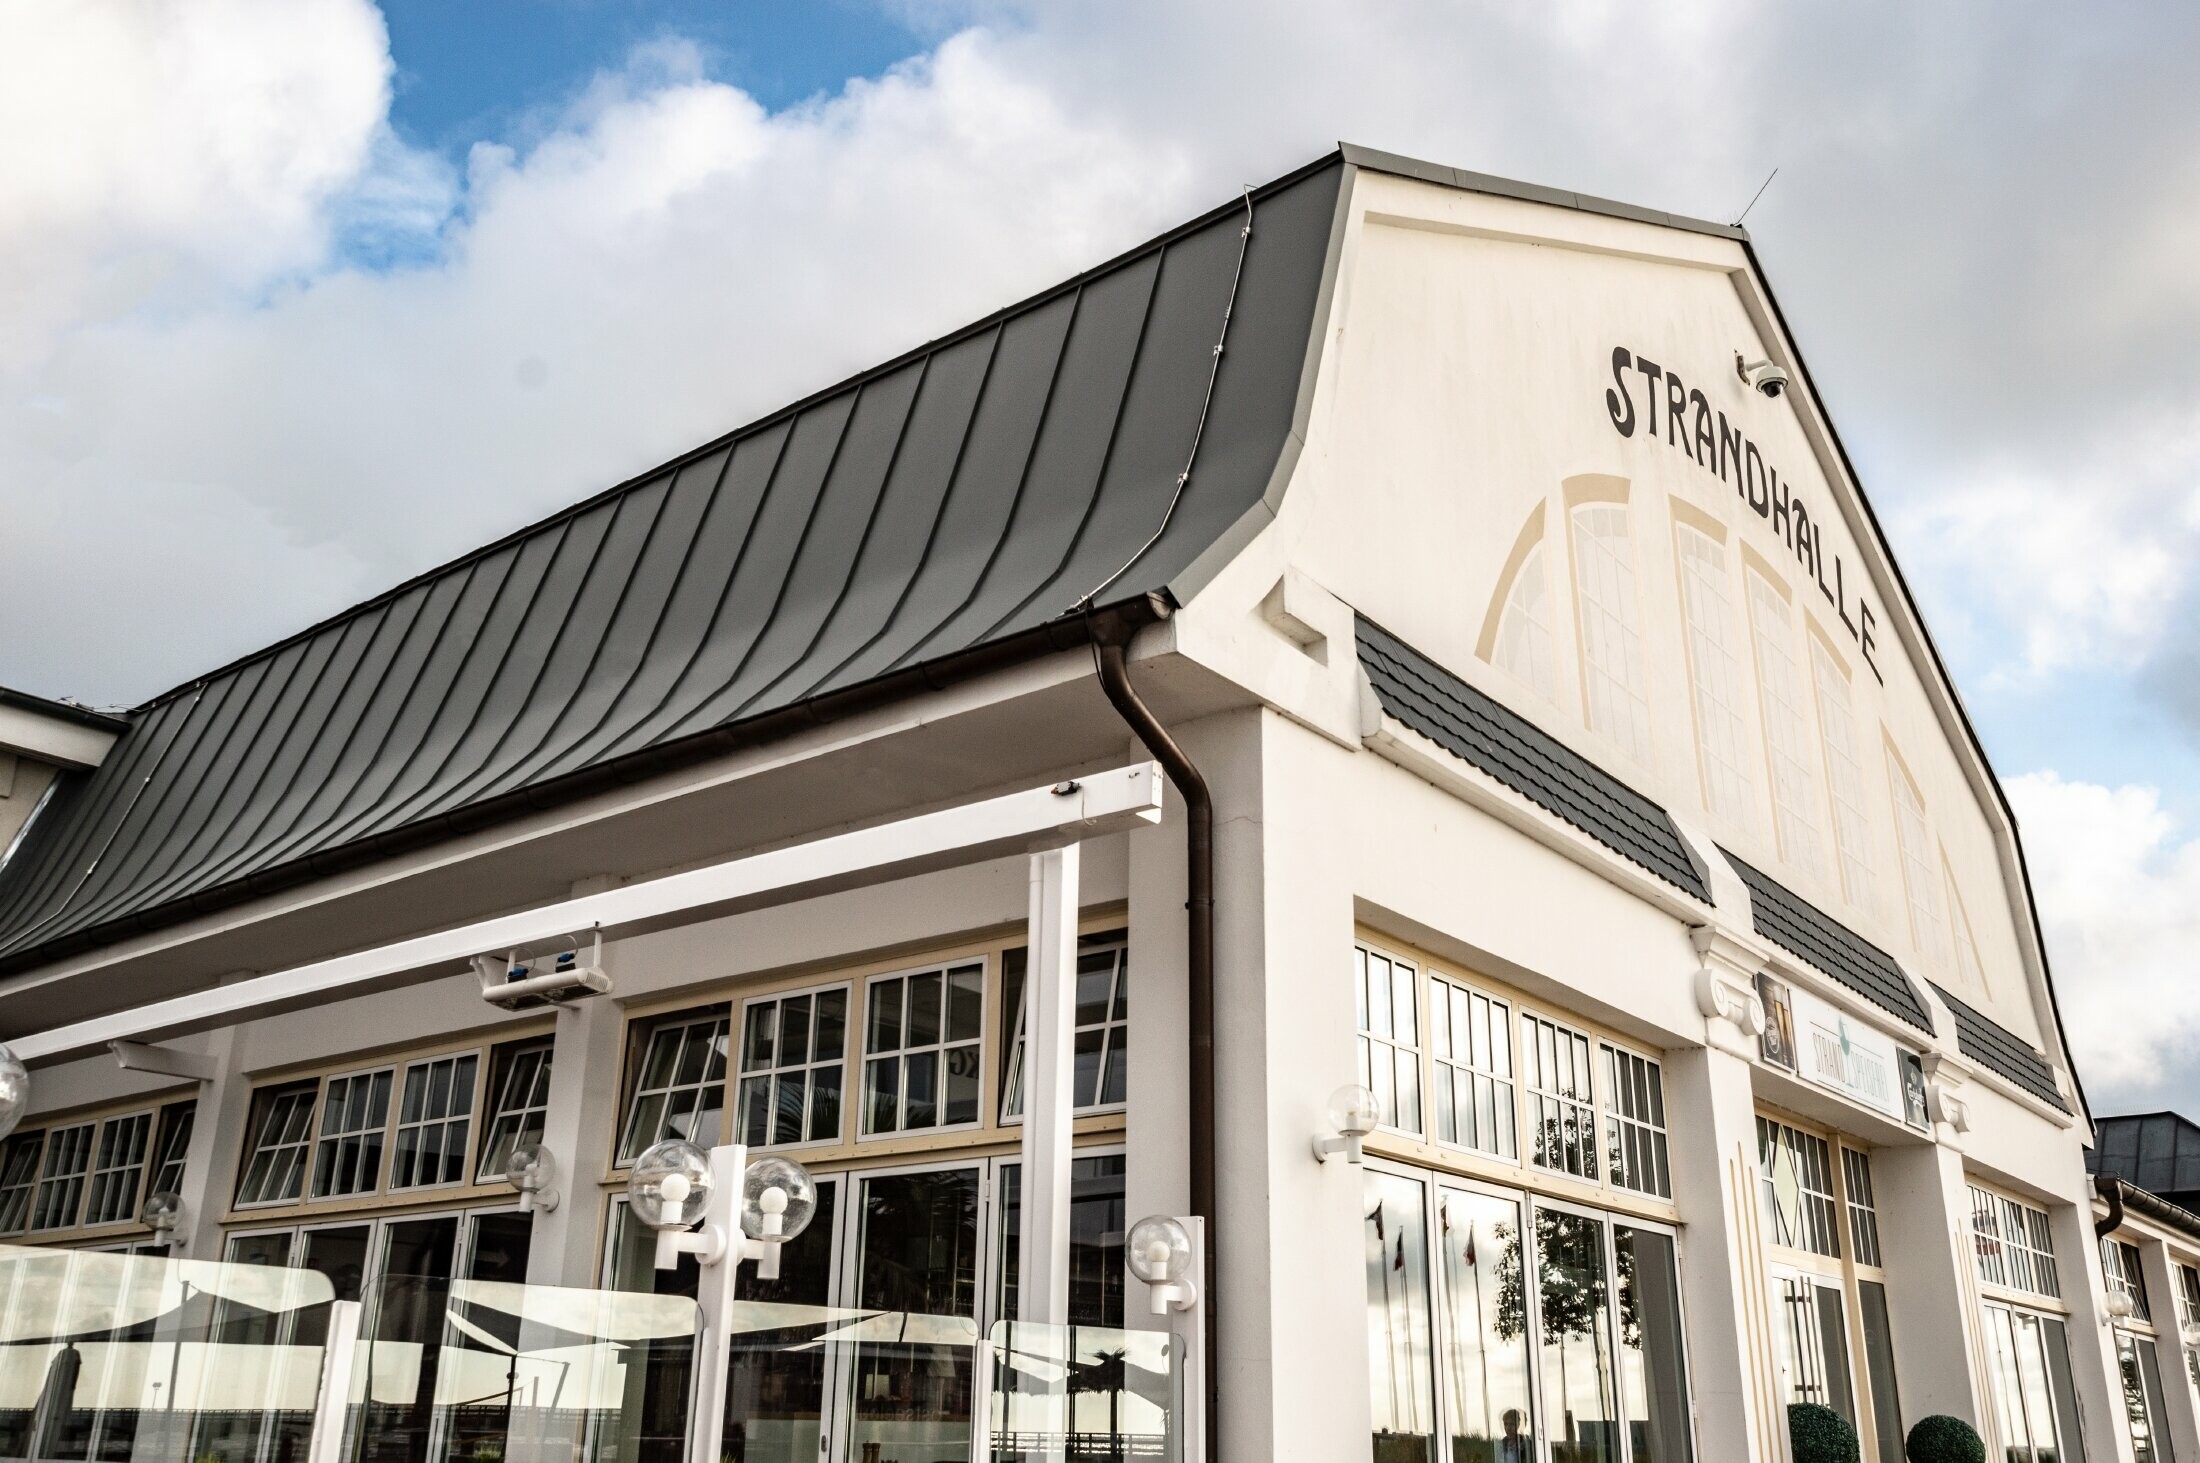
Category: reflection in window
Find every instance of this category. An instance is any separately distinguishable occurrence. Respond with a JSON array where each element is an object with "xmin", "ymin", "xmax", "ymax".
[
  {"xmin": 1888, "ymin": 752, "xmax": 1950, "ymax": 965},
  {"xmin": 849, "ymin": 1167, "xmax": 982, "ymax": 1460},
  {"xmin": 1970, "ymin": 1185, "xmax": 2060, "ymax": 1298},
  {"xmin": 1523, "ymin": 1015, "xmax": 1597, "ymax": 1182},
  {"xmin": 1435, "ymin": 1186, "xmax": 1533, "ymax": 1461},
  {"xmin": 994, "ymin": 1153, "xmax": 1127, "ymax": 1328},
  {"xmin": 2118, "ymin": 1330, "xmax": 2171, "ymax": 1463},
  {"xmin": 1674, "ymin": 525, "xmax": 1755, "ymax": 826},
  {"xmin": 2104, "ymin": 1238, "xmax": 2152, "ymax": 1322},
  {"xmin": 1430, "ymin": 976, "xmax": 1515, "ymax": 1160},
  {"xmin": 1001, "ymin": 935, "xmax": 1130, "ymax": 1121},
  {"xmin": 1571, "ymin": 503, "xmax": 1652, "ymax": 761},
  {"xmin": 1537, "ymin": 1208, "xmax": 1617, "ymax": 1463},
  {"xmin": 1809, "ymin": 637, "xmax": 1876, "ymax": 912},
  {"xmin": 1857, "ymin": 1281, "xmax": 1904, "ymax": 1463},
  {"xmin": 739, "ymin": 985, "xmax": 848, "ymax": 1147},
  {"xmin": 619, "ymin": 1008, "xmax": 730, "ymax": 1163},
  {"xmin": 1756, "ymin": 1118, "xmax": 1839, "ymax": 1258},
  {"xmin": 235, "ymin": 1083, "xmax": 317, "ymax": 1206},
  {"xmin": 1362, "ymin": 1169, "xmax": 1437, "ymax": 1460},
  {"xmin": 311, "ymin": 1069, "xmax": 393, "ymax": 1199},
  {"xmin": 1747, "ymin": 572, "xmax": 1828, "ymax": 875},
  {"xmin": 30, "ymin": 1123, "xmax": 94, "ymax": 1231},
  {"xmin": 1616, "ymin": 1226, "xmax": 1694, "ymax": 1463},
  {"xmin": 862, "ymin": 963, "xmax": 984, "ymax": 1135},
  {"xmin": 83, "ymin": 1112, "xmax": 153, "ymax": 1226},
  {"xmin": 1494, "ymin": 539, "xmax": 1558, "ymax": 701},
  {"xmin": 1601, "ymin": 1047, "xmax": 1669, "ymax": 1200},
  {"xmin": 1356, "ymin": 946, "xmax": 1423, "ymax": 1137}
]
